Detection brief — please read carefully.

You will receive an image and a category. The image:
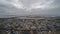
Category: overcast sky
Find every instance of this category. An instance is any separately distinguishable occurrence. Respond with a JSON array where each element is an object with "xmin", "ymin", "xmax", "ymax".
[{"xmin": 0, "ymin": 0, "xmax": 60, "ymax": 16}]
